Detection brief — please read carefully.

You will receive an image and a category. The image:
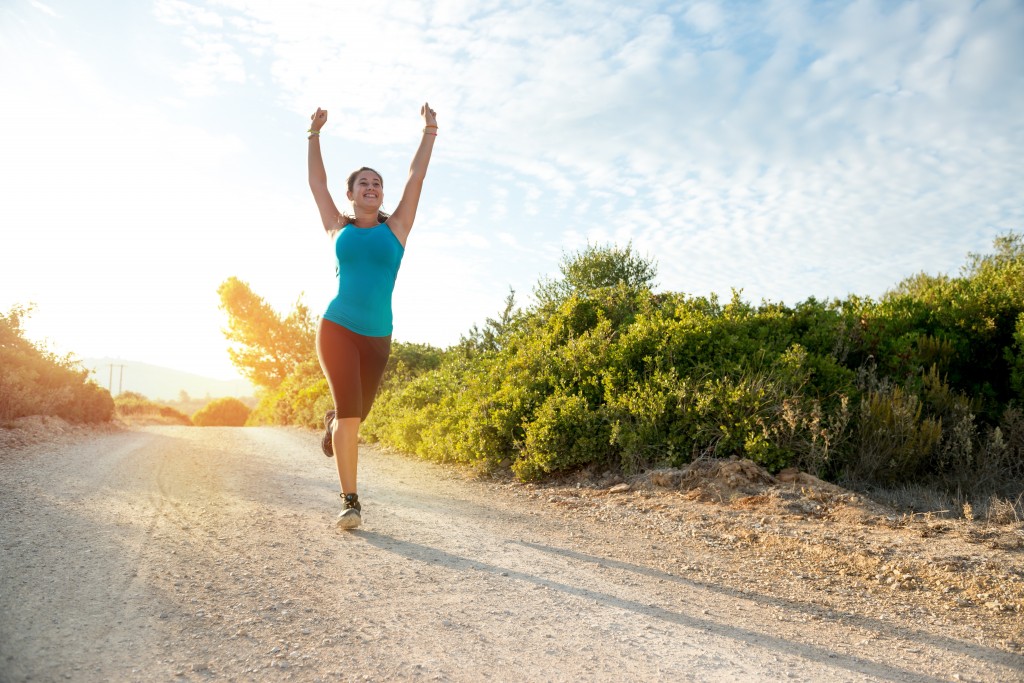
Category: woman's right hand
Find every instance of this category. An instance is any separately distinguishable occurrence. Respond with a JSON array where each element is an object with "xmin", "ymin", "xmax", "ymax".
[{"xmin": 310, "ymin": 107, "xmax": 328, "ymax": 132}]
